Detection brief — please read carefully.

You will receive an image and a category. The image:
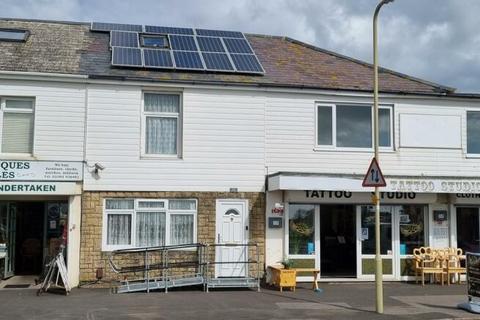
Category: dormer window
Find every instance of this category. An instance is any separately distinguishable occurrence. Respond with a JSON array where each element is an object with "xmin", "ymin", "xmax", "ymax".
[
  {"xmin": 0, "ymin": 29, "xmax": 29, "ymax": 42},
  {"xmin": 141, "ymin": 34, "xmax": 169, "ymax": 48}
]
